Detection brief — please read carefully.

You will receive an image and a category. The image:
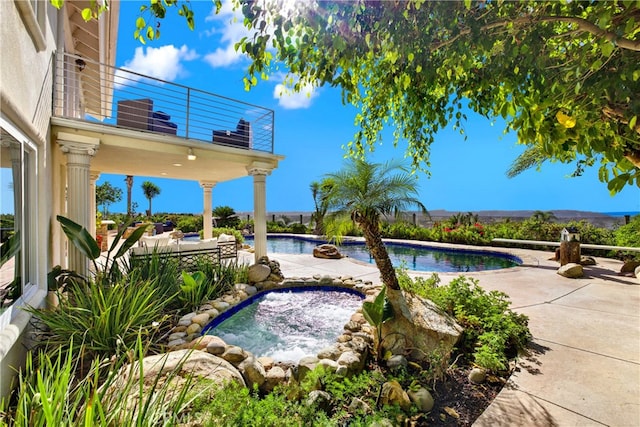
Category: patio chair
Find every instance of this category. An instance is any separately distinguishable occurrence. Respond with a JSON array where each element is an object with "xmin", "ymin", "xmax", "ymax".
[
  {"xmin": 117, "ymin": 98, "xmax": 177, "ymax": 135},
  {"xmin": 212, "ymin": 118, "xmax": 251, "ymax": 148}
]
